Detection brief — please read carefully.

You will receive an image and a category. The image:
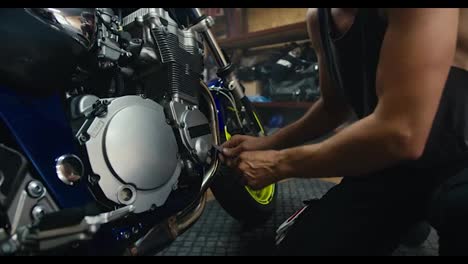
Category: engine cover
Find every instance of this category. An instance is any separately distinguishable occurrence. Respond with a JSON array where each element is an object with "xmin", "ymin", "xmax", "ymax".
[
  {"xmin": 83, "ymin": 95, "xmax": 182, "ymax": 213},
  {"xmin": 169, "ymin": 101, "xmax": 213, "ymax": 163}
]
